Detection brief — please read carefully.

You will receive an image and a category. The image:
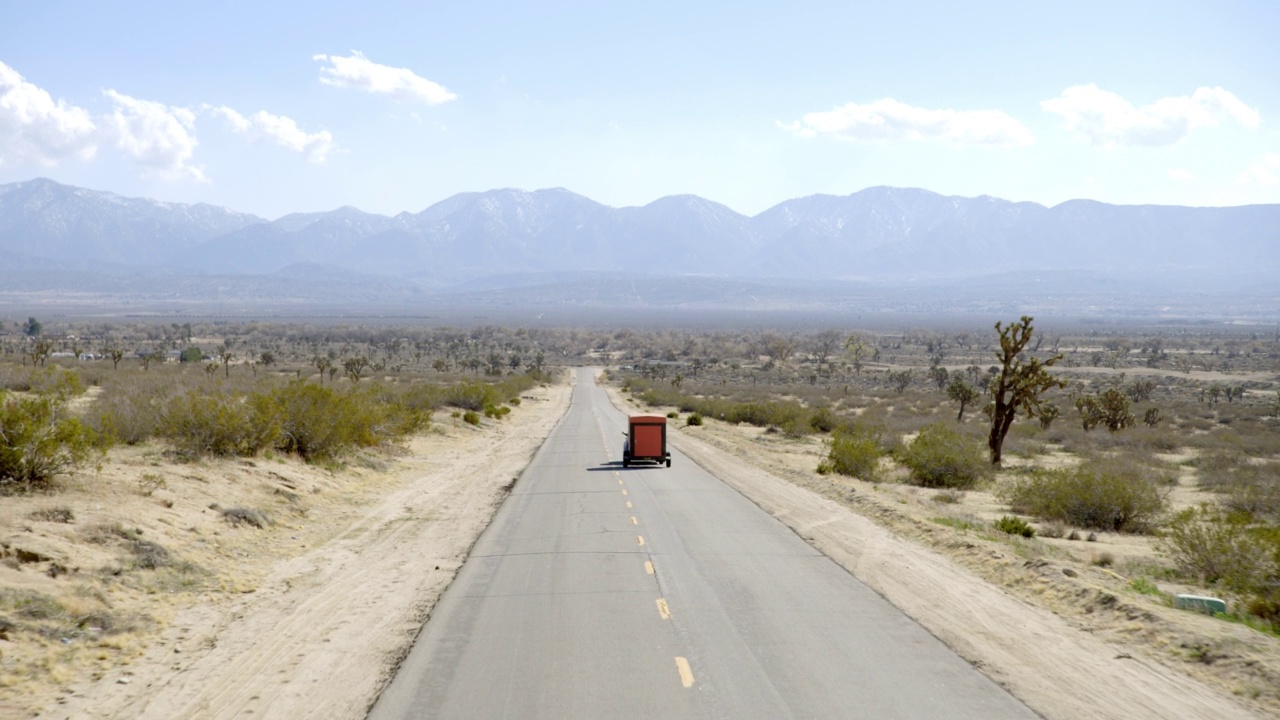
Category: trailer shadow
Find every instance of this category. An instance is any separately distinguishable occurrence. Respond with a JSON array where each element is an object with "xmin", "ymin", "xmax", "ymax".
[{"xmin": 586, "ymin": 461, "xmax": 667, "ymax": 471}]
